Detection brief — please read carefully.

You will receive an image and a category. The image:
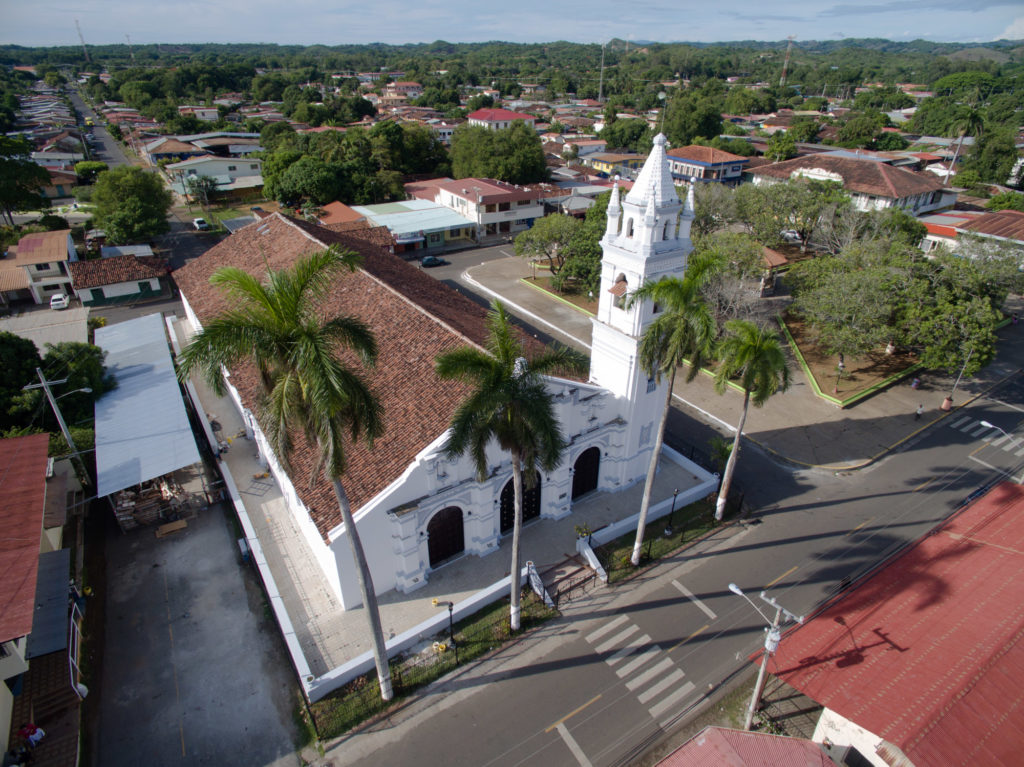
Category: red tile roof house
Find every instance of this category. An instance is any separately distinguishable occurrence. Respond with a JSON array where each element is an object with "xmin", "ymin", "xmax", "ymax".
[
  {"xmin": 0, "ymin": 434, "xmax": 81, "ymax": 758},
  {"xmin": 765, "ymin": 481, "xmax": 1024, "ymax": 767},
  {"xmin": 657, "ymin": 726, "xmax": 839, "ymax": 767},
  {"xmin": 173, "ymin": 141, "xmax": 718, "ymax": 694},
  {"xmin": 67, "ymin": 255, "xmax": 169, "ymax": 306},
  {"xmin": 749, "ymin": 154, "xmax": 957, "ymax": 215},
  {"xmin": 466, "ymin": 108, "xmax": 537, "ymax": 131},
  {"xmin": 404, "ymin": 177, "xmax": 546, "ymax": 242},
  {"xmin": 667, "ymin": 145, "xmax": 749, "ymax": 187}
]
